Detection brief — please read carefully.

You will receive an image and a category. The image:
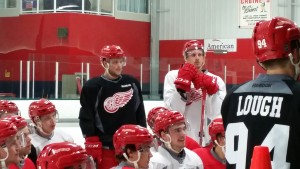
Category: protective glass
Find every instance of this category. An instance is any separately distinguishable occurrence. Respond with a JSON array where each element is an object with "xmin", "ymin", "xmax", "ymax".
[
  {"xmin": 16, "ymin": 131, "xmax": 26, "ymax": 148},
  {"xmin": 186, "ymin": 50, "xmax": 204, "ymax": 57},
  {"xmin": 167, "ymin": 123, "xmax": 187, "ymax": 135},
  {"xmin": 138, "ymin": 143, "xmax": 154, "ymax": 154},
  {"xmin": 107, "ymin": 57, "xmax": 127, "ymax": 67},
  {"xmin": 61, "ymin": 156, "xmax": 96, "ymax": 169},
  {"xmin": 3, "ymin": 135, "xmax": 20, "ymax": 152},
  {"xmin": 39, "ymin": 111, "xmax": 59, "ymax": 123}
]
